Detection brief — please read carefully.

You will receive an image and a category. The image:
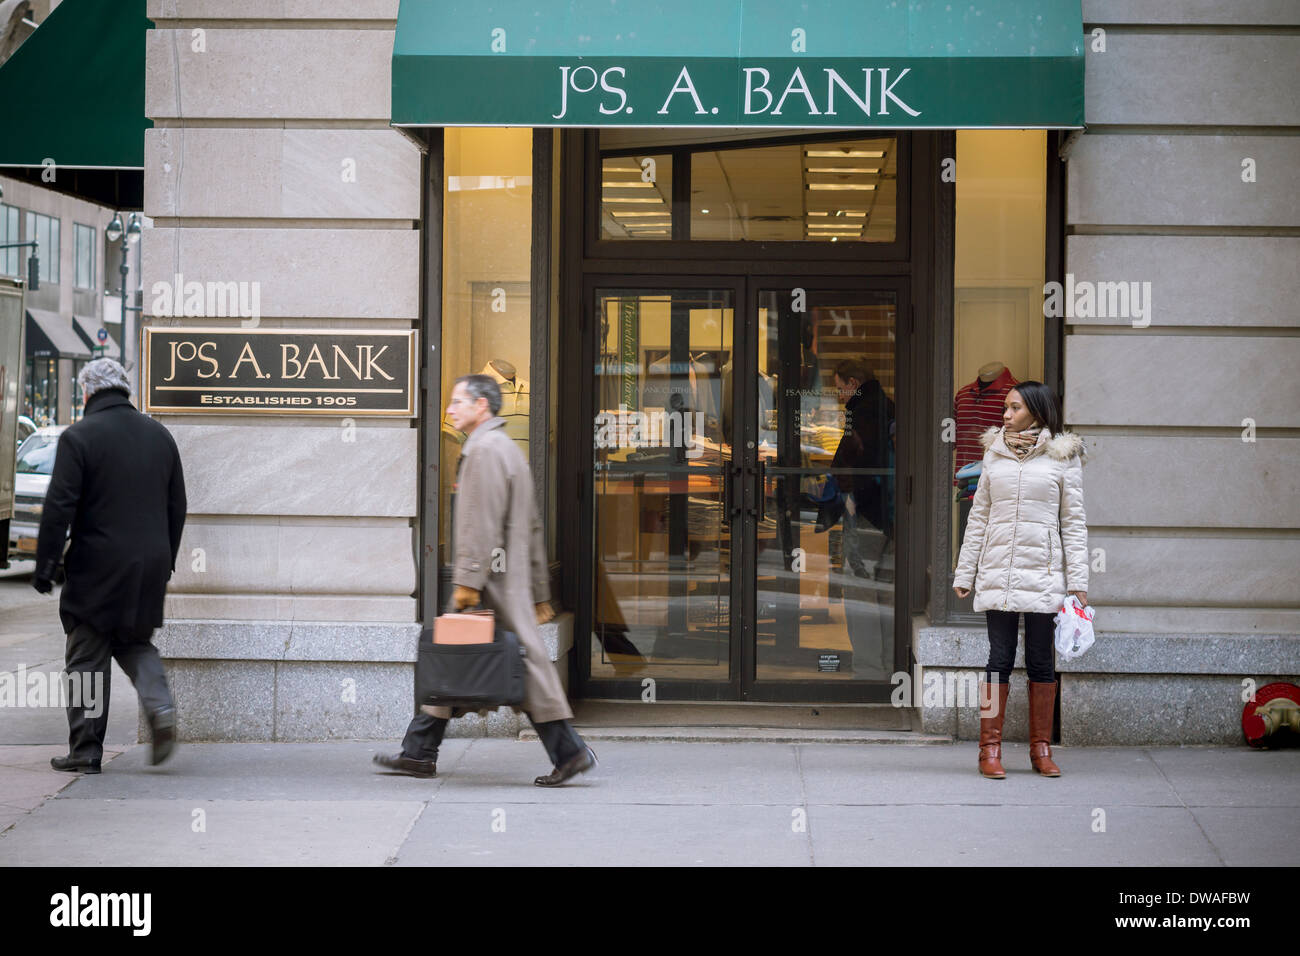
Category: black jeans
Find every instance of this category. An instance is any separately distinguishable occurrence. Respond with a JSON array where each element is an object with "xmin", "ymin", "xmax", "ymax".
[
  {"xmin": 65, "ymin": 622, "xmax": 174, "ymax": 763},
  {"xmin": 985, "ymin": 610, "xmax": 1056, "ymax": 684},
  {"xmin": 401, "ymin": 712, "xmax": 585, "ymax": 768}
]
